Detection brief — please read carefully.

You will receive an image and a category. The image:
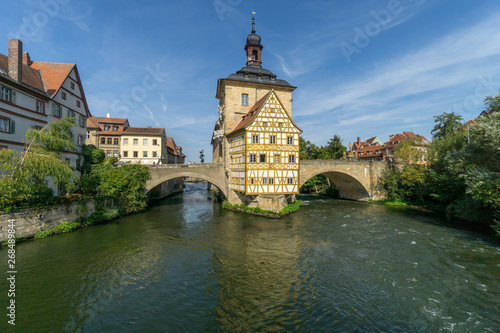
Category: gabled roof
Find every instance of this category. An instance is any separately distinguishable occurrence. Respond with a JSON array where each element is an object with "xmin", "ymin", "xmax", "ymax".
[
  {"xmin": 86, "ymin": 117, "xmax": 100, "ymax": 129},
  {"xmin": 166, "ymin": 136, "xmax": 182, "ymax": 155},
  {"xmin": 228, "ymin": 91, "xmax": 271, "ymax": 135},
  {"xmin": 30, "ymin": 61, "xmax": 74, "ymax": 97}
]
